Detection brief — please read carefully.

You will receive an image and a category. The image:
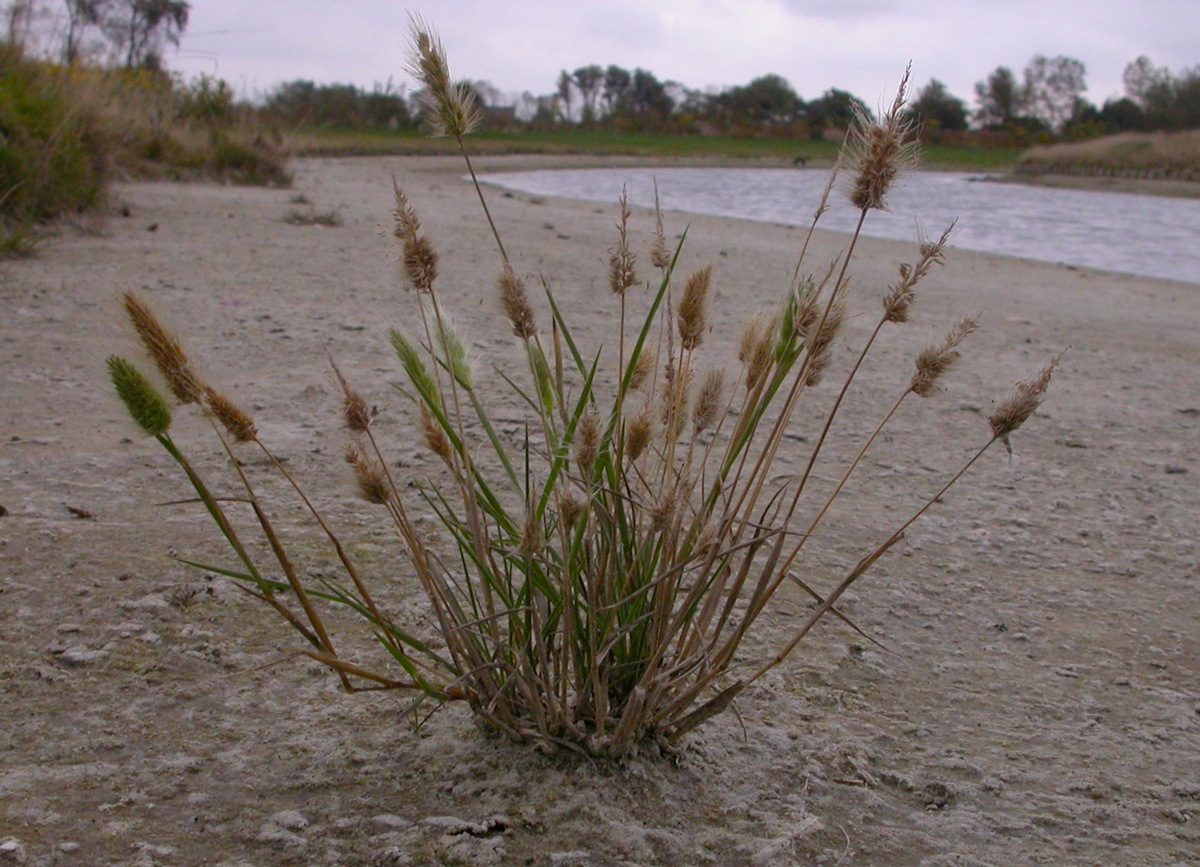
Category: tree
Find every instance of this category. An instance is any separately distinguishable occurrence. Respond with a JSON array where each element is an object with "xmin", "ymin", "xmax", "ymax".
[
  {"xmin": 63, "ymin": 0, "xmax": 110, "ymax": 63},
  {"xmin": 623, "ymin": 68, "xmax": 673, "ymax": 126},
  {"xmin": 1123, "ymin": 56, "xmax": 1172, "ymax": 107},
  {"xmin": 806, "ymin": 88, "xmax": 869, "ymax": 139},
  {"xmin": 910, "ymin": 78, "xmax": 968, "ymax": 134},
  {"xmin": 602, "ymin": 65, "xmax": 631, "ymax": 115},
  {"xmin": 974, "ymin": 66, "xmax": 1025, "ymax": 127},
  {"xmin": 556, "ymin": 69, "xmax": 574, "ymax": 123},
  {"xmin": 1022, "ymin": 55, "xmax": 1087, "ymax": 131},
  {"xmin": 572, "ymin": 64, "xmax": 604, "ymax": 124},
  {"xmin": 101, "ymin": 0, "xmax": 189, "ymax": 69},
  {"xmin": 1098, "ymin": 96, "xmax": 1147, "ymax": 132},
  {"xmin": 722, "ymin": 74, "xmax": 803, "ymax": 131}
]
